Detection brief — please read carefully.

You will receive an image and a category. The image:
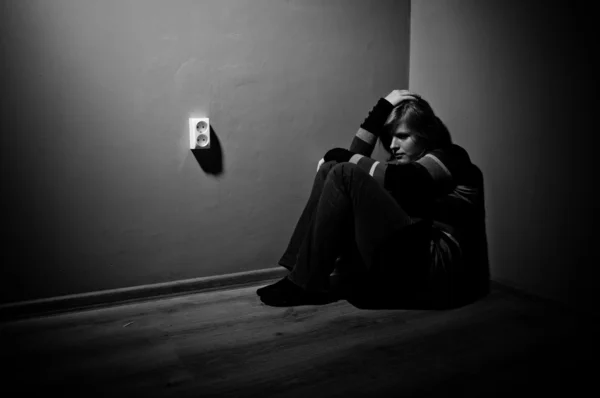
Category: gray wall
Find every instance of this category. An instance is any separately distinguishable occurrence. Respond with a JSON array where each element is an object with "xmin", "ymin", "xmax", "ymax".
[
  {"xmin": 409, "ymin": 0, "xmax": 598, "ymax": 310},
  {"xmin": 0, "ymin": 0, "xmax": 410, "ymax": 303}
]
